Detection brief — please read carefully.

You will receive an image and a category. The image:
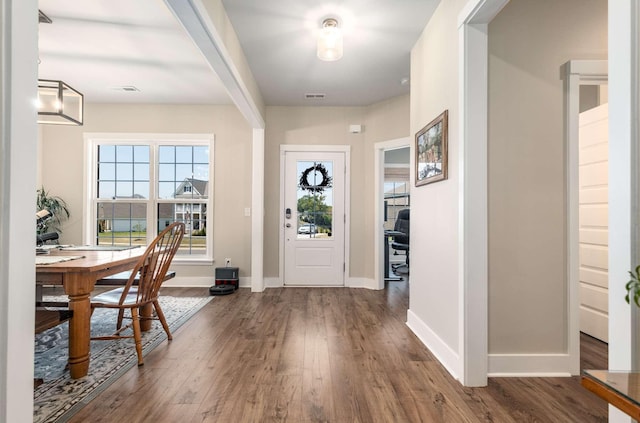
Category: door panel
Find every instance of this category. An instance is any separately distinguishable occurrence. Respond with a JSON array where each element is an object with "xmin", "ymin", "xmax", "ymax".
[
  {"xmin": 283, "ymin": 151, "xmax": 345, "ymax": 286},
  {"xmin": 578, "ymin": 103, "xmax": 608, "ymax": 342}
]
